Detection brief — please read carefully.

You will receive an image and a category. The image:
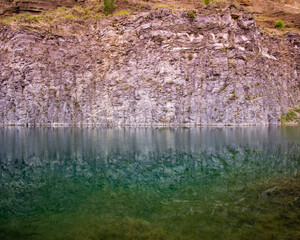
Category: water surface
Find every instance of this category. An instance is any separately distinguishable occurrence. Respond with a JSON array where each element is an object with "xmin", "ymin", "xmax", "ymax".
[{"xmin": 0, "ymin": 127, "xmax": 299, "ymax": 240}]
